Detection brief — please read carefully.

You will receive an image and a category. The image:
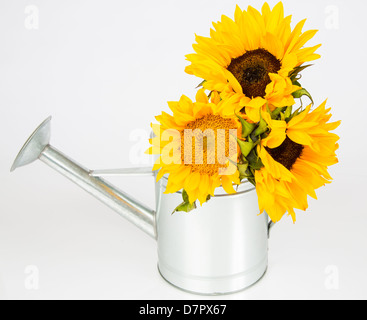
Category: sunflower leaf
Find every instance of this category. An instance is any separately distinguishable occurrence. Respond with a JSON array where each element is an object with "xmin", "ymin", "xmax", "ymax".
[
  {"xmin": 253, "ymin": 117, "xmax": 268, "ymax": 136},
  {"xmin": 247, "ymin": 149, "xmax": 264, "ymax": 170},
  {"xmin": 292, "ymin": 87, "xmax": 314, "ymax": 105},
  {"xmin": 236, "ymin": 113, "xmax": 256, "ymax": 138},
  {"xmin": 238, "ymin": 162, "xmax": 249, "ymax": 181},
  {"xmin": 248, "ymin": 177, "xmax": 256, "ymax": 186},
  {"xmin": 237, "ymin": 138, "xmax": 254, "ymax": 158},
  {"xmin": 271, "ymin": 107, "xmax": 287, "ymax": 120},
  {"xmin": 172, "ymin": 190, "xmax": 197, "ymax": 214},
  {"xmin": 196, "ymin": 79, "xmax": 206, "ymax": 89},
  {"xmin": 182, "ymin": 189, "xmax": 189, "ymax": 203},
  {"xmin": 289, "ymin": 106, "xmax": 305, "ymax": 120},
  {"xmin": 172, "ymin": 200, "xmax": 197, "ymax": 214},
  {"xmin": 289, "ymin": 64, "xmax": 313, "ymax": 81},
  {"xmin": 271, "ymin": 107, "xmax": 282, "ymax": 118},
  {"xmin": 284, "ymin": 106, "xmax": 292, "ymax": 120}
]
